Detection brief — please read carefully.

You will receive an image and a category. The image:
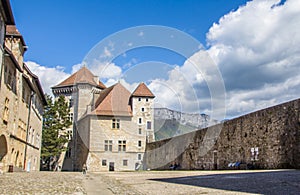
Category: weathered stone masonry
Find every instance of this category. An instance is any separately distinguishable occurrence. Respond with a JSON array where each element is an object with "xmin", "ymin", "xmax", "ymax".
[{"xmin": 145, "ymin": 98, "xmax": 300, "ymax": 170}]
